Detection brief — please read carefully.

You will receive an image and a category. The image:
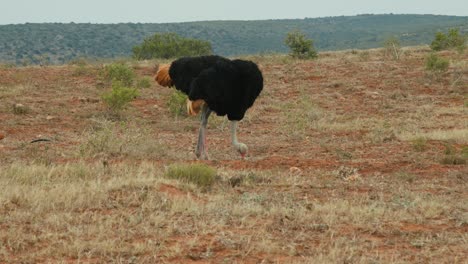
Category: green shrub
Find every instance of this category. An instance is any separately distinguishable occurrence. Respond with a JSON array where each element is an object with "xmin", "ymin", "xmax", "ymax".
[
  {"xmin": 102, "ymin": 63, "xmax": 135, "ymax": 87},
  {"xmin": 133, "ymin": 33, "xmax": 212, "ymax": 60},
  {"xmin": 136, "ymin": 77, "xmax": 152, "ymax": 89},
  {"xmin": 165, "ymin": 163, "xmax": 217, "ymax": 188},
  {"xmin": 102, "ymin": 82, "xmax": 139, "ymax": 112},
  {"xmin": 284, "ymin": 30, "xmax": 318, "ymax": 59},
  {"xmin": 167, "ymin": 89, "xmax": 188, "ymax": 117},
  {"xmin": 430, "ymin": 28, "xmax": 466, "ymax": 51},
  {"xmin": 425, "ymin": 53, "xmax": 449, "ymax": 74}
]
